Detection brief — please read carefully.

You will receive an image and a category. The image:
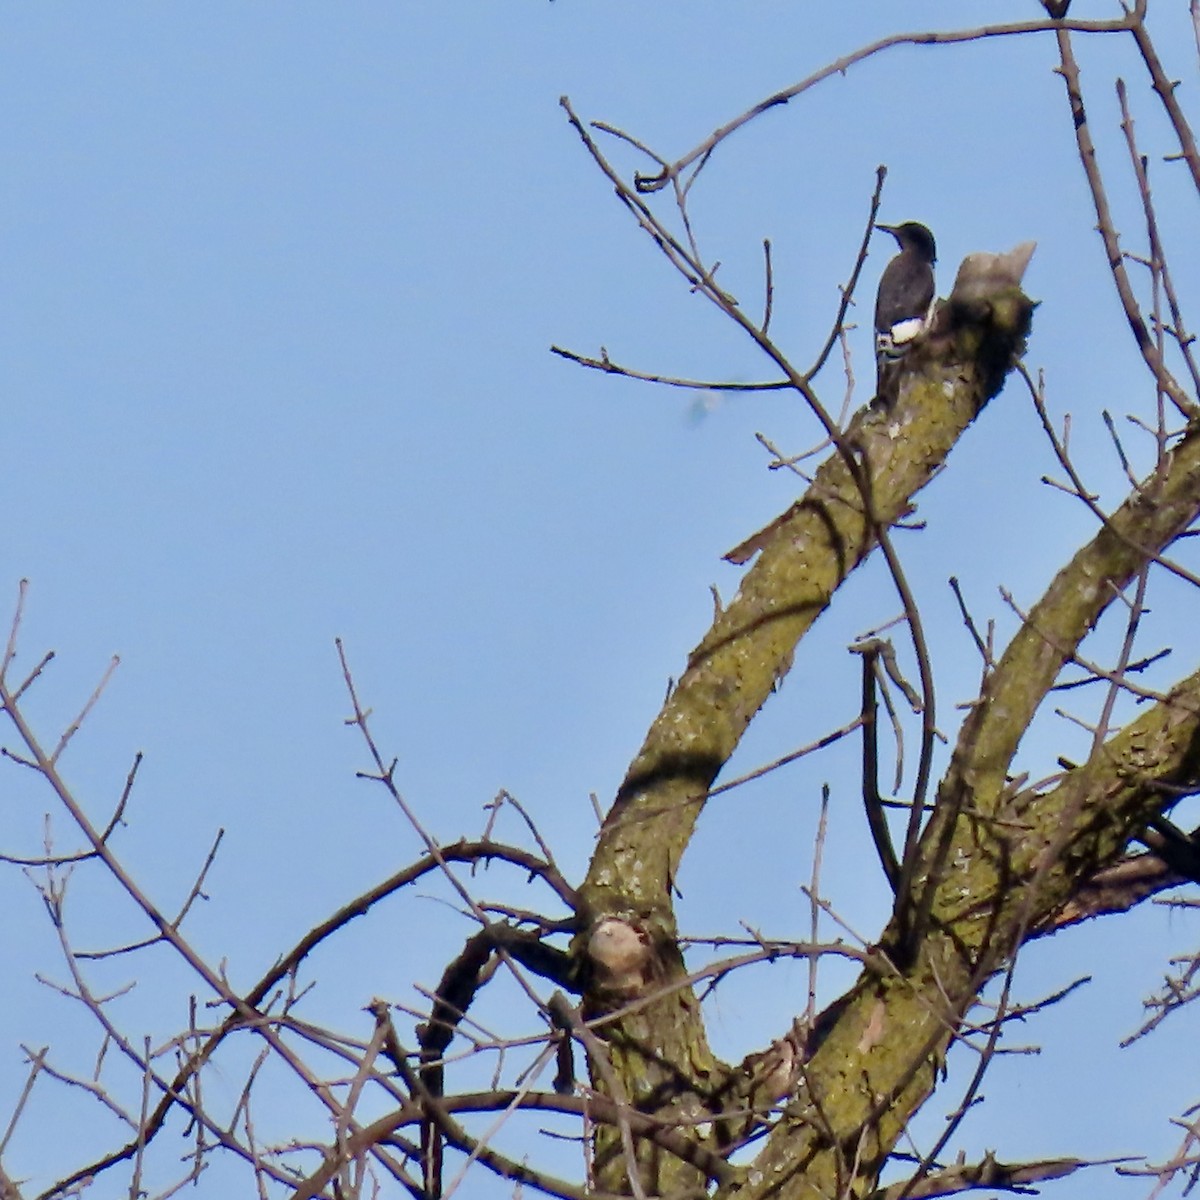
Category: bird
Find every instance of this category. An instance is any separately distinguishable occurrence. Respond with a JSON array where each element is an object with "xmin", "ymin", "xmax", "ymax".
[
  {"xmin": 721, "ymin": 222, "xmax": 937, "ymax": 565},
  {"xmin": 874, "ymin": 221, "xmax": 937, "ymax": 401}
]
